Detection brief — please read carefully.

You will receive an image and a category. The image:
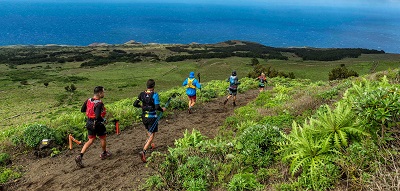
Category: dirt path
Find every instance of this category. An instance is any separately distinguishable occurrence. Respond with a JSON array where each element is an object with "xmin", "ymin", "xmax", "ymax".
[{"xmin": 5, "ymin": 89, "xmax": 260, "ymax": 191}]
